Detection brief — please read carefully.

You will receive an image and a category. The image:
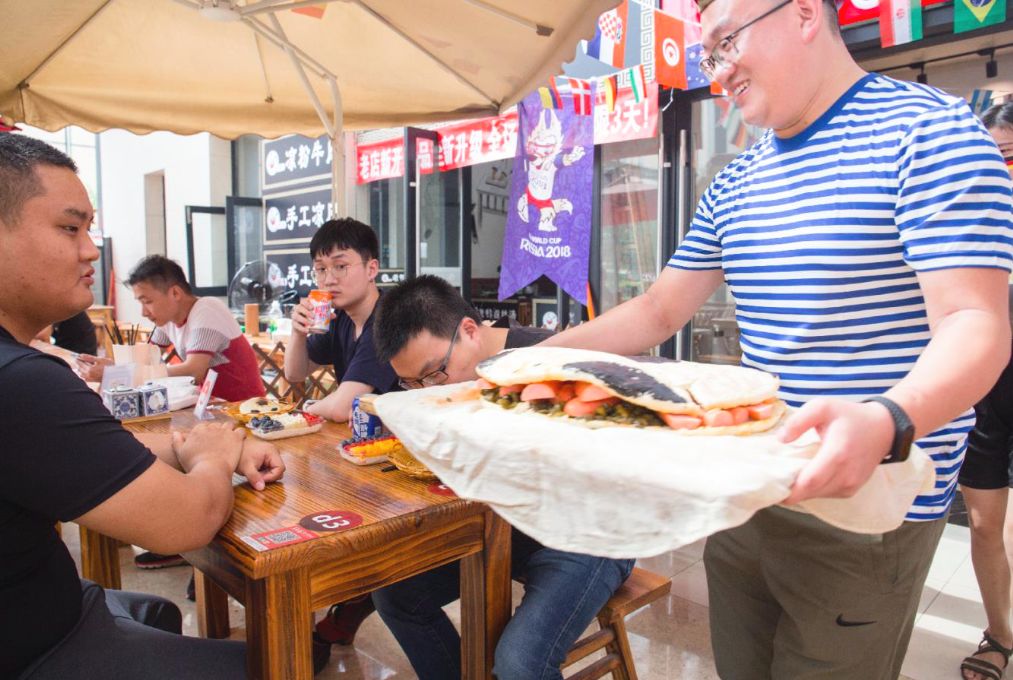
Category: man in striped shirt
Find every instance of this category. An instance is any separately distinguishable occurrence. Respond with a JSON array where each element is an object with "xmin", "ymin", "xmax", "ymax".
[{"xmin": 544, "ymin": 0, "xmax": 1013, "ymax": 676}]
